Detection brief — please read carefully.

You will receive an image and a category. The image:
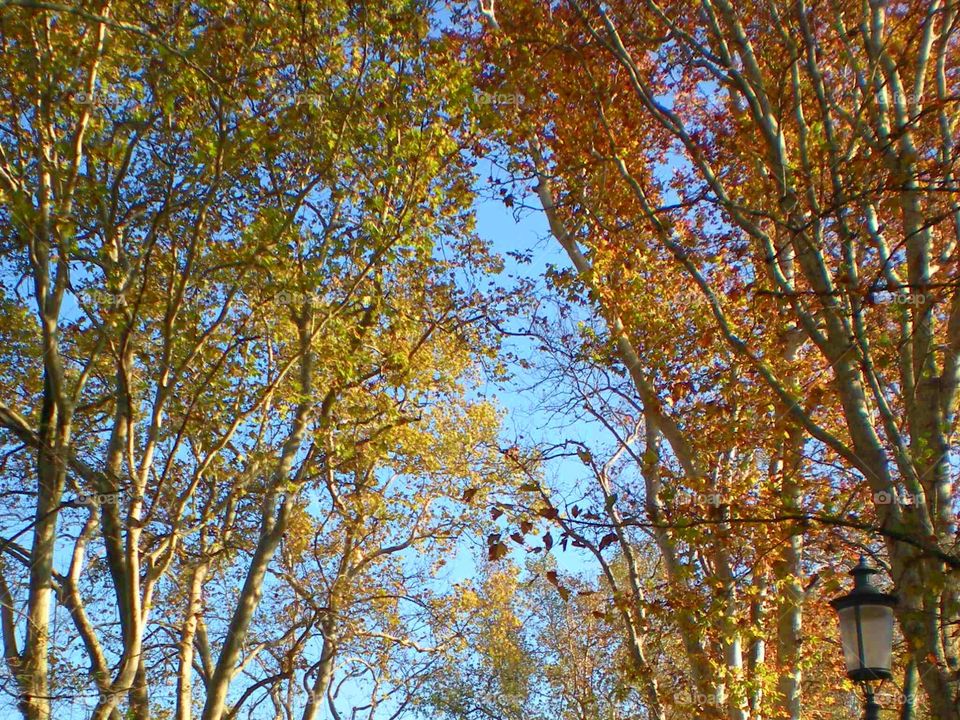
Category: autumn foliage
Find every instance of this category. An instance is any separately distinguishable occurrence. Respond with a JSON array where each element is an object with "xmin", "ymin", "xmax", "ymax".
[{"xmin": 0, "ymin": 1, "xmax": 957, "ymax": 720}]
